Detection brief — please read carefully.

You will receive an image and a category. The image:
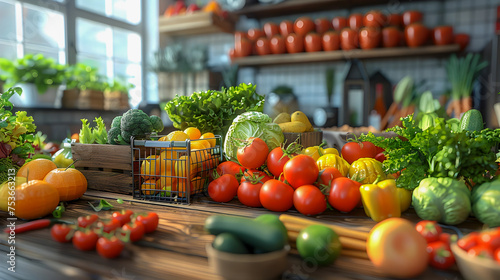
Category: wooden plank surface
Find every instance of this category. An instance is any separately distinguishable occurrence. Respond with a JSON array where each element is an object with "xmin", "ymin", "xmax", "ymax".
[
  {"xmin": 72, "ymin": 143, "xmax": 132, "ymax": 170},
  {"xmin": 0, "ymin": 190, "xmax": 479, "ymax": 279}
]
